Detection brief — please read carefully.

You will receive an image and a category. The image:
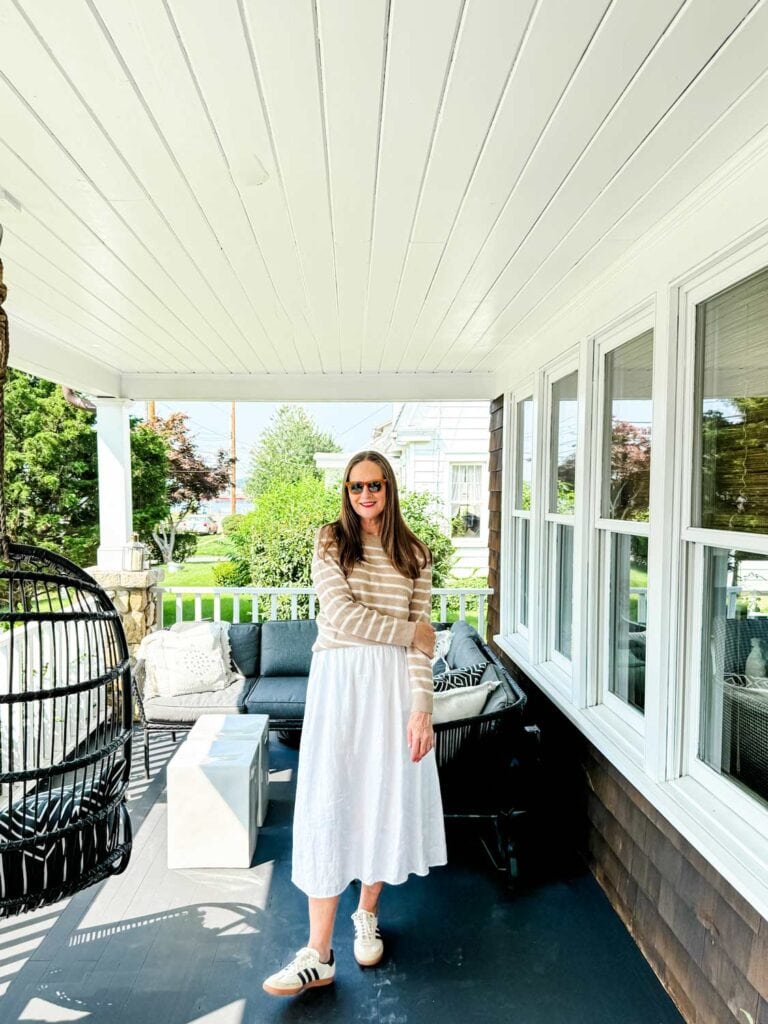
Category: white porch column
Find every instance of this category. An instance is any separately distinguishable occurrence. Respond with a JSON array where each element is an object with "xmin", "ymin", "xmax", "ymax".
[{"xmin": 95, "ymin": 398, "xmax": 133, "ymax": 569}]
